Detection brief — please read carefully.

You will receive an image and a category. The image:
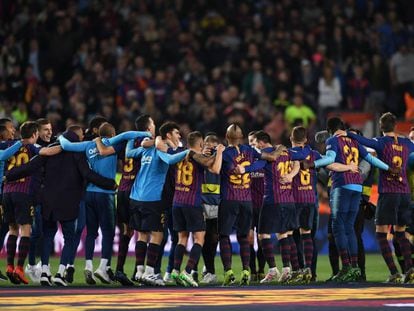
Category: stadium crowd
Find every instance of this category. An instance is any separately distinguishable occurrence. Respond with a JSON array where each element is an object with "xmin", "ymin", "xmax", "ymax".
[{"xmin": 0, "ymin": 0, "xmax": 414, "ymax": 288}]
